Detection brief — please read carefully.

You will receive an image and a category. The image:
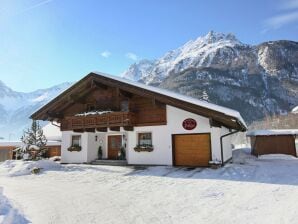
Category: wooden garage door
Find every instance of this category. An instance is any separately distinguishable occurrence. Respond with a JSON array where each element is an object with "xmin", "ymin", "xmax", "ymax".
[{"xmin": 173, "ymin": 134, "xmax": 211, "ymax": 167}]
